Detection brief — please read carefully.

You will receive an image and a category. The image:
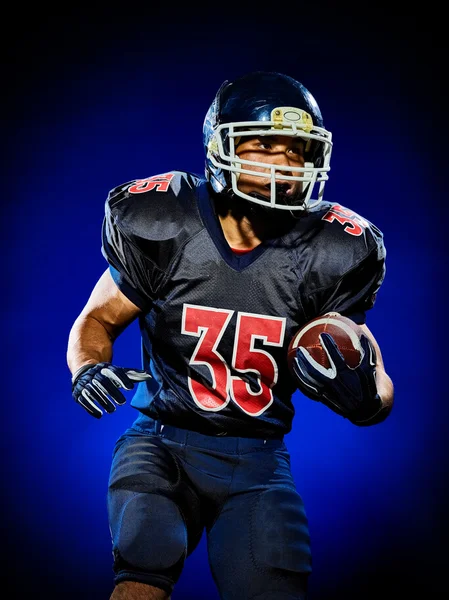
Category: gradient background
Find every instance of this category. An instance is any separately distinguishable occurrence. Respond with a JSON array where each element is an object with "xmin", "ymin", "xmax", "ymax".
[{"xmin": 3, "ymin": 7, "xmax": 448, "ymax": 600}]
